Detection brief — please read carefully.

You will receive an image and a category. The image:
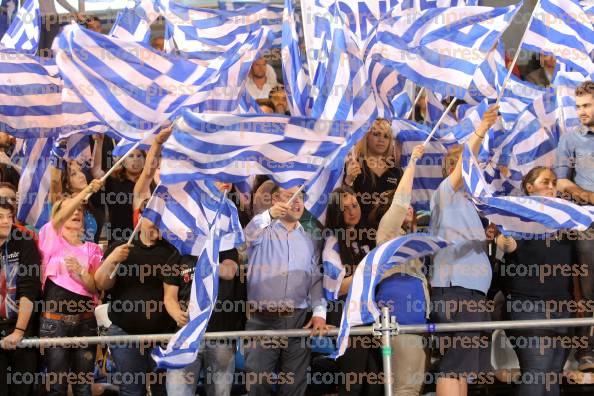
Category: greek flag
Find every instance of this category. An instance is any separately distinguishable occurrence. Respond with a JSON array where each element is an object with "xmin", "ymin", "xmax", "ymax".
[
  {"xmin": 109, "ymin": 0, "xmax": 158, "ymax": 43},
  {"xmin": 53, "ymin": 134, "xmax": 92, "ymax": 164},
  {"xmin": 523, "ymin": 0, "xmax": 594, "ymax": 77},
  {"xmin": 367, "ymin": 56, "xmax": 413, "ymax": 119},
  {"xmin": 0, "ymin": 0, "xmax": 39, "ymax": 54},
  {"xmin": 281, "ymin": 0, "xmax": 310, "ymax": 117},
  {"xmin": 0, "ymin": 1, "xmax": 18, "ymax": 39},
  {"xmin": 332, "ymin": 233, "xmax": 452, "ymax": 359},
  {"xmin": 54, "ymin": 23, "xmax": 269, "ymax": 141},
  {"xmin": 371, "ymin": 4, "xmax": 521, "ymax": 98},
  {"xmin": 462, "ymin": 145, "xmax": 594, "ymax": 234},
  {"xmin": 151, "ymin": 194, "xmax": 227, "ymax": 369},
  {"xmin": 143, "ymin": 180, "xmax": 244, "ymax": 257},
  {"xmin": 157, "ymin": 0, "xmax": 279, "ymax": 57},
  {"xmin": 485, "ymin": 92, "xmax": 558, "ymax": 177},
  {"xmin": 0, "ymin": 53, "xmax": 106, "ymax": 139},
  {"xmin": 322, "ymin": 235, "xmax": 345, "ymax": 301},
  {"xmin": 159, "ymin": 111, "xmax": 352, "ymax": 188},
  {"xmin": 553, "ymin": 70, "xmax": 584, "ymax": 132},
  {"xmin": 16, "ymin": 137, "xmax": 52, "ymax": 229},
  {"xmin": 393, "ymin": 102, "xmax": 487, "ymax": 211},
  {"xmin": 218, "ymin": 1, "xmax": 282, "ymax": 46}
]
